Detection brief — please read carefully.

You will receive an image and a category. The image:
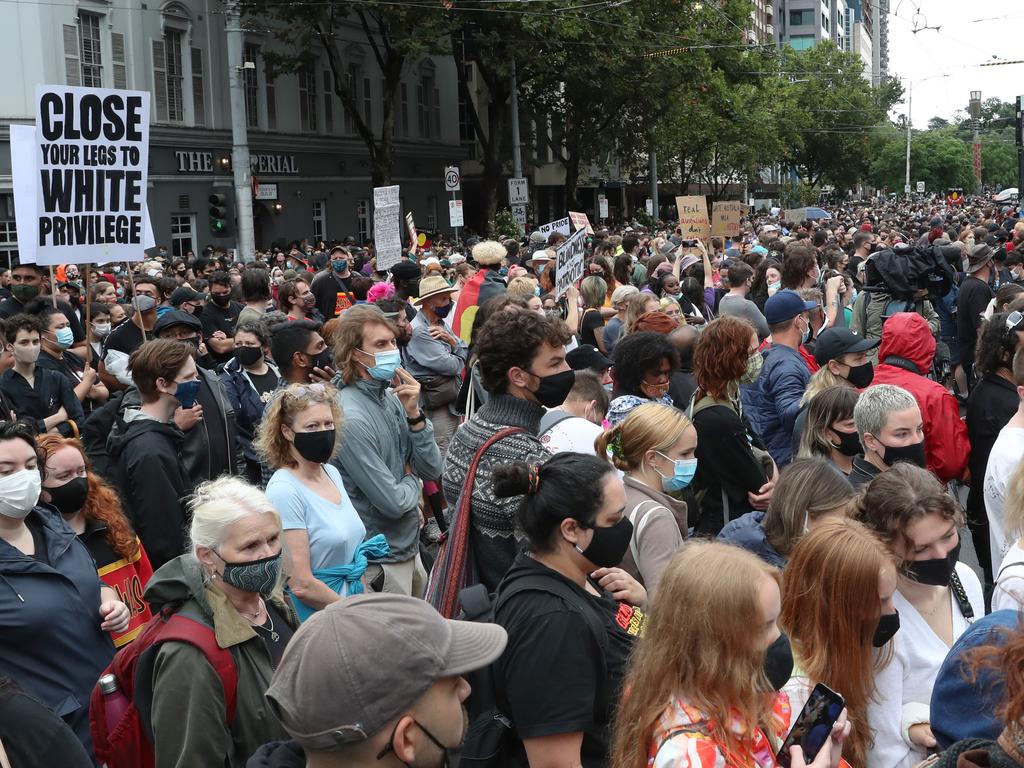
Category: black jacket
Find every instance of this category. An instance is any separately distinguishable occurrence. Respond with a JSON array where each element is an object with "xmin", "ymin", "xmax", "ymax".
[
  {"xmin": 0, "ymin": 366, "xmax": 85, "ymax": 436},
  {"xmin": 849, "ymin": 454, "xmax": 882, "ymax": 488},
  {"xmin": 106, "ymin": 413, "xmax": 192, "ymax": 569},
  {"xmin": 245, "ymin": 741, "xmax": 305, "ymax": 767},
  {"xmin": 966, "ymin": 373, "xmax": 1020, "ymax": 521},
  {"xmin": 0, "ymin": 679, "xmax": 92, "ymax": 767}
]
